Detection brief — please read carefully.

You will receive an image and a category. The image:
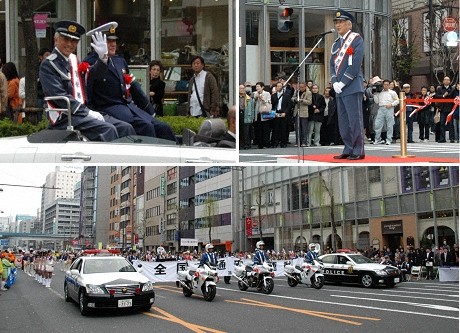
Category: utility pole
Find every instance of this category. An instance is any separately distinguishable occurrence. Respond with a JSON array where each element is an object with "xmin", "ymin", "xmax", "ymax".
[{"xmin": 428, "ymin": 0, "xmax": 434, "ymax": 83}]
